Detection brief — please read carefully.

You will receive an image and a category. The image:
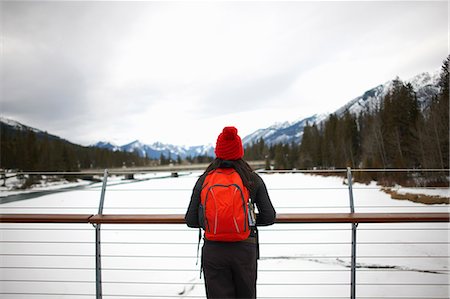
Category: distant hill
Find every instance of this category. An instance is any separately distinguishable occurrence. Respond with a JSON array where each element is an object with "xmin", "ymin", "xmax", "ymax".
[
  {"xmin": 0, "ymin": 117, "xmax": 67, "ymax": 143},
  {"xmin": 243, "ymin": 70, "xmax": 440, "ymax": 146},
  {"xmin": 93, "ymin": 140, "xmax": 215, "ymax": 160},
  {"xmin": 334, "ymin": 71, "xmax": 440, "ymax": 116},
  {"xmin": 242, "ymin": 114, "xmax": 325, "ymax": 146},
  {"xmin": 0, "ymin": 117, "xmax": 148, "ymax": 171}
]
